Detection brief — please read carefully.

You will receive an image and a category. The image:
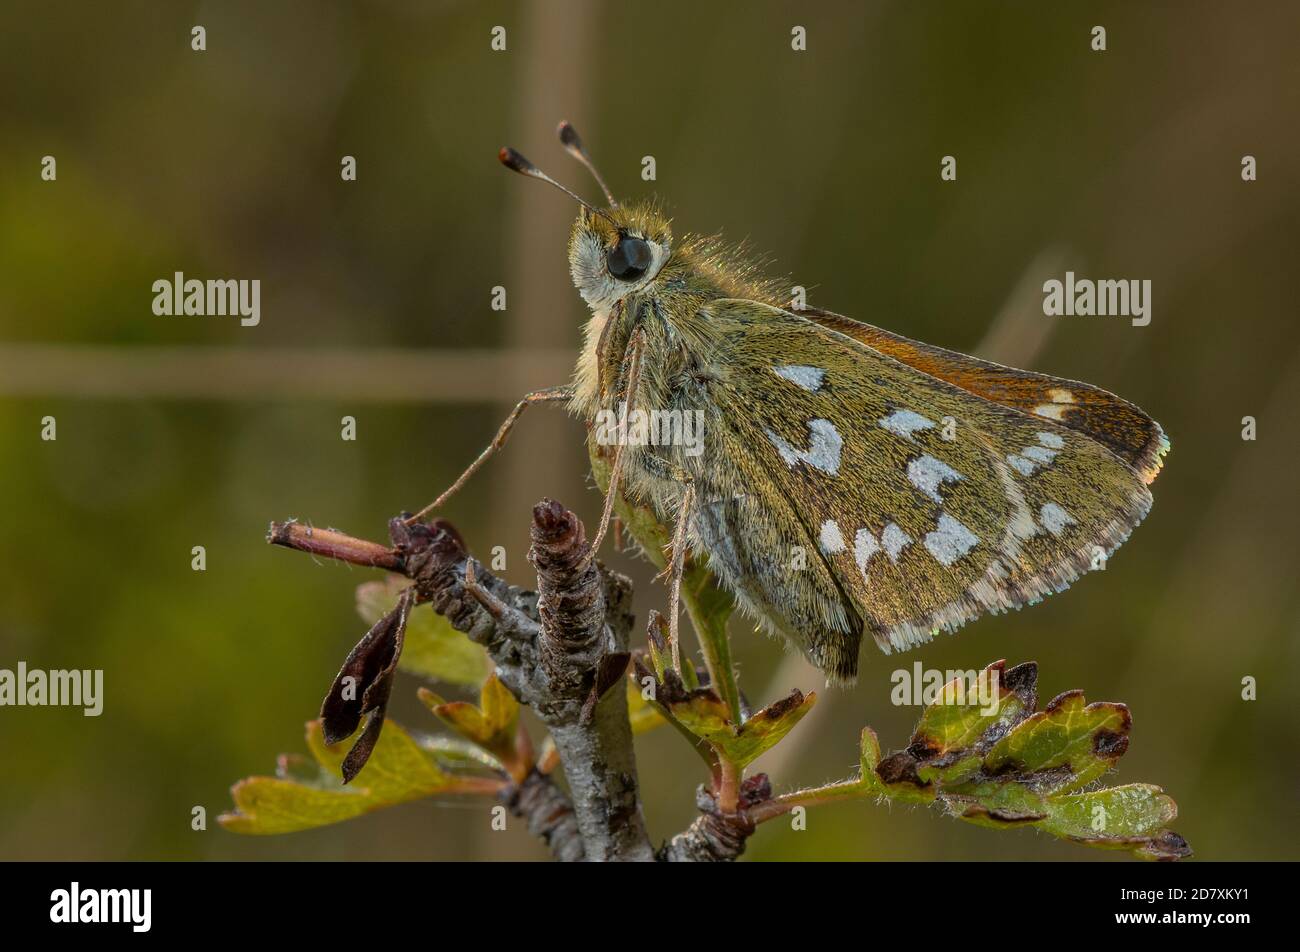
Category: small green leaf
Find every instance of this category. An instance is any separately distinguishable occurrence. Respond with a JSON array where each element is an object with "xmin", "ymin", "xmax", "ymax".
[
  {"xmin": 626, "ymin": 676, "xmax": 667, "ymax": 735},
  {"xmin": 480, "ymin": 673, "xmax": 519, "ymax": 737},
  {"xmin": 1037, "ymin": 784, "xmax": 1179, "ymax": 843},
  {"xmin": 417, "ymin": 735, "xmax": 505, "ymax": 772},
  {"xmin": 710, "ymin": 690, "xmax": 816, "ymax": 769},
  {"xmin": 630, "ymin": 660, "xmax": 721, "ymax": 774},
  {"xmin": 220, "ymin": 719, "xmax": 495, "ymax": 835},
  {"xmin": 981, "ymin": 689, "xmax": 1130, "ymax": 794},
  {"xmin": 907, "ymin": 660, "xmax": 1037, "ymax": 787},
  {"xmin": 949, "ymin": 782, "xmax": 1188, "ymax": 859},
  {"xmin": 761, "ymin": 661, "xmax": 1190, "ymax": 861},
  {"xmin": 679, "ymin": 656, "xmax": 702, "ymax": 692},
  {"xmin": 656, "ymin": 685, "xmax": 733, "ymax": 740},
  {"xmin": 859, "ymin": 727, "xmax": 882, "ymax": 777},
  {"xmin": 948, "ymin": 780, "xmax": 1050, "ymax": 827},
  {"xmin": 636, "ymin": 654, "xmax": 815, "ymax": 771},
  {"xmin": 418, "ymin": 673, "xmax": 527, "ymax": 780},
  {"xmin": 357, "ymin": 577, "xmax": 490, "ymax": 686},
  {"xmin": 911, "ymin": 660, "xmax": 1035, "ymax": 756}
]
